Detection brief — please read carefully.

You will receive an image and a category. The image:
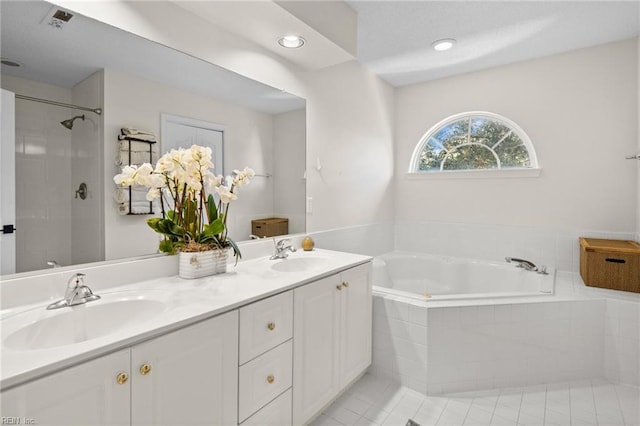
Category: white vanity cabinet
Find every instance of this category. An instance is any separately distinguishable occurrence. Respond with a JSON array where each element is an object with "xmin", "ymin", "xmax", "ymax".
[
  {"xmin": 131, "ymin": 310, "xmax": 238, "ymax": 425},
  {"xmin": 292, "ymin": 263, "xmax": 372, "ymax": 425},
  {"xmin": 1, "ymin": 254, "xmax": 373, "ymax": 426},
  {"xmin": 238, "ymin": 290, "xmax": 293, "ymax": 425},
  {"xmin": 0, "ymin": 310, "xmax": 238, "ymax": 426},
  {"xmin": 1, "ymin": 349, "xmax": 131, "ymax": 426}
]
